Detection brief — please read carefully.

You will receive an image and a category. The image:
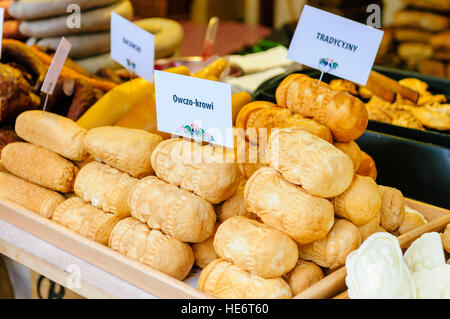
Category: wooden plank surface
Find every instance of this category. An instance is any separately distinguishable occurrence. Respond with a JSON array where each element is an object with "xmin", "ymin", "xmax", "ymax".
[
  {"xmin": 333, "ymin": 291, "xmax": 348, "ymax": 299},
  {"xmin": 294, "ymin": 198, "xmax": 450, "ymax": 299},
  {"xmin": 0, "ymin": 218, "xmax": 156, "ymax": 299},
  {"xmin": 0, "ymin": 238, "xmax": 112, "ymax": 299},
  {"xmin": 30, "ymin": 270, "xmax": 85, "ymax": 299},
  {"xmin": 0, "ymin": 200, "xmax": 210, "ymax": 299}
]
